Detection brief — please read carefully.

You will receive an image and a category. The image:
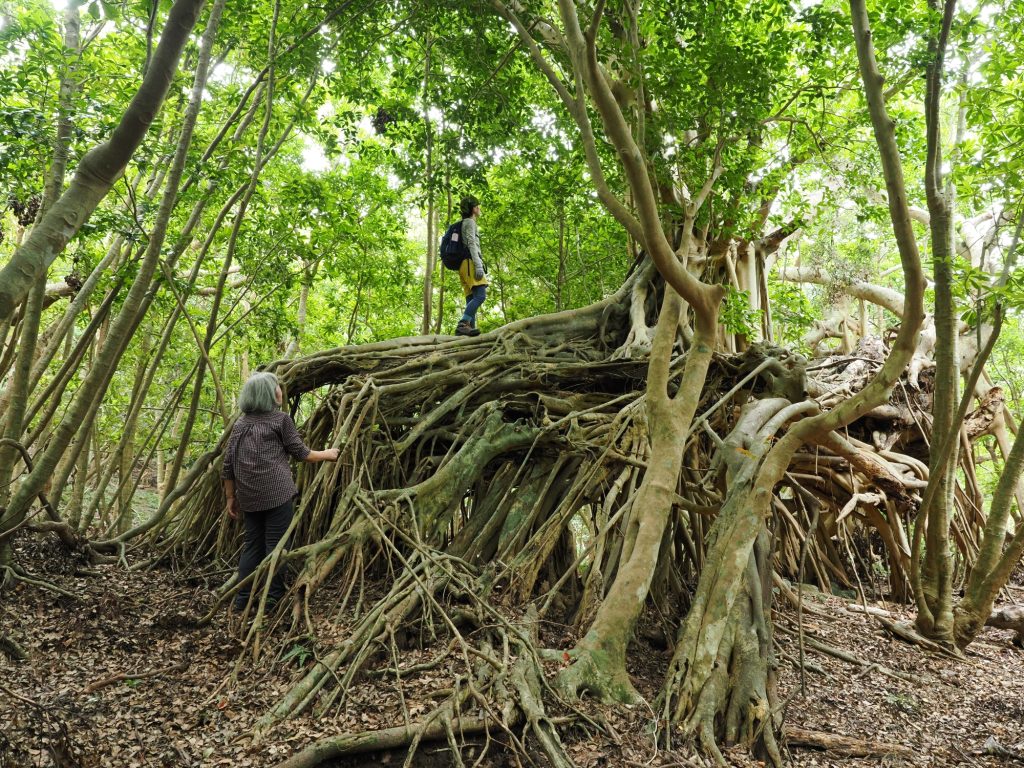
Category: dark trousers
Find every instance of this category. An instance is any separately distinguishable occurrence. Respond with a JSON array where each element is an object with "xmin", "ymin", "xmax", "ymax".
[
  {"xmin": 234, "ymin": 498, "xmax": 293, "ymax": 609},
  {"xmin": 460, "ymin": 284, "xmax": 487, "ymax": 325}
]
